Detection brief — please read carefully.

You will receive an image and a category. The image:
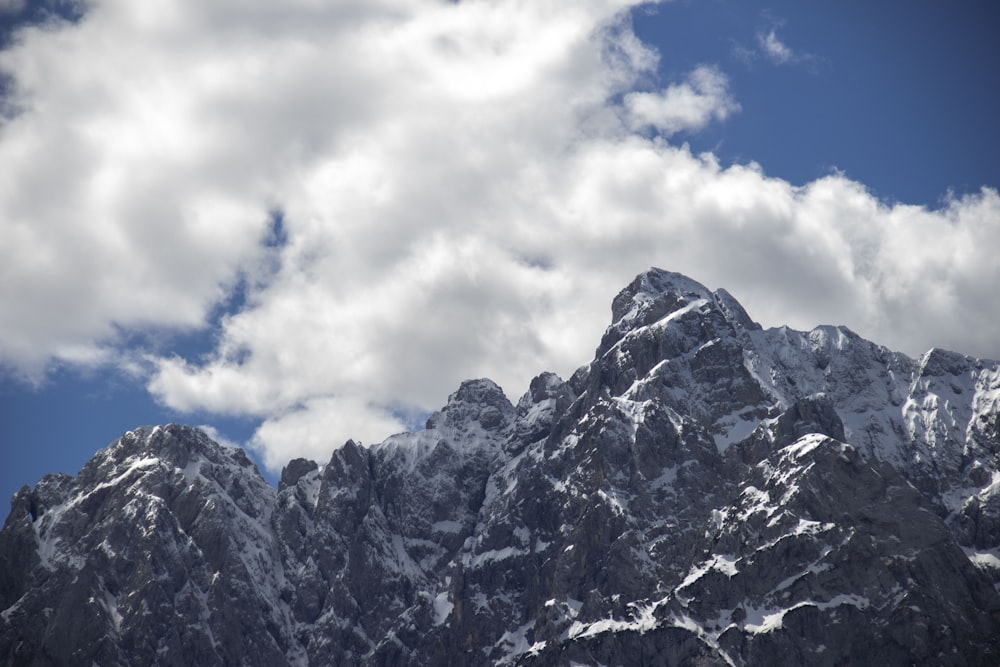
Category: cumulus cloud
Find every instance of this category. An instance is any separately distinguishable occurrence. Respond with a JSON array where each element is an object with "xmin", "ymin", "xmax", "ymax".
[{"xmin": 2, "ymin": 0, "xmax": 999, "ymax": 472}]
